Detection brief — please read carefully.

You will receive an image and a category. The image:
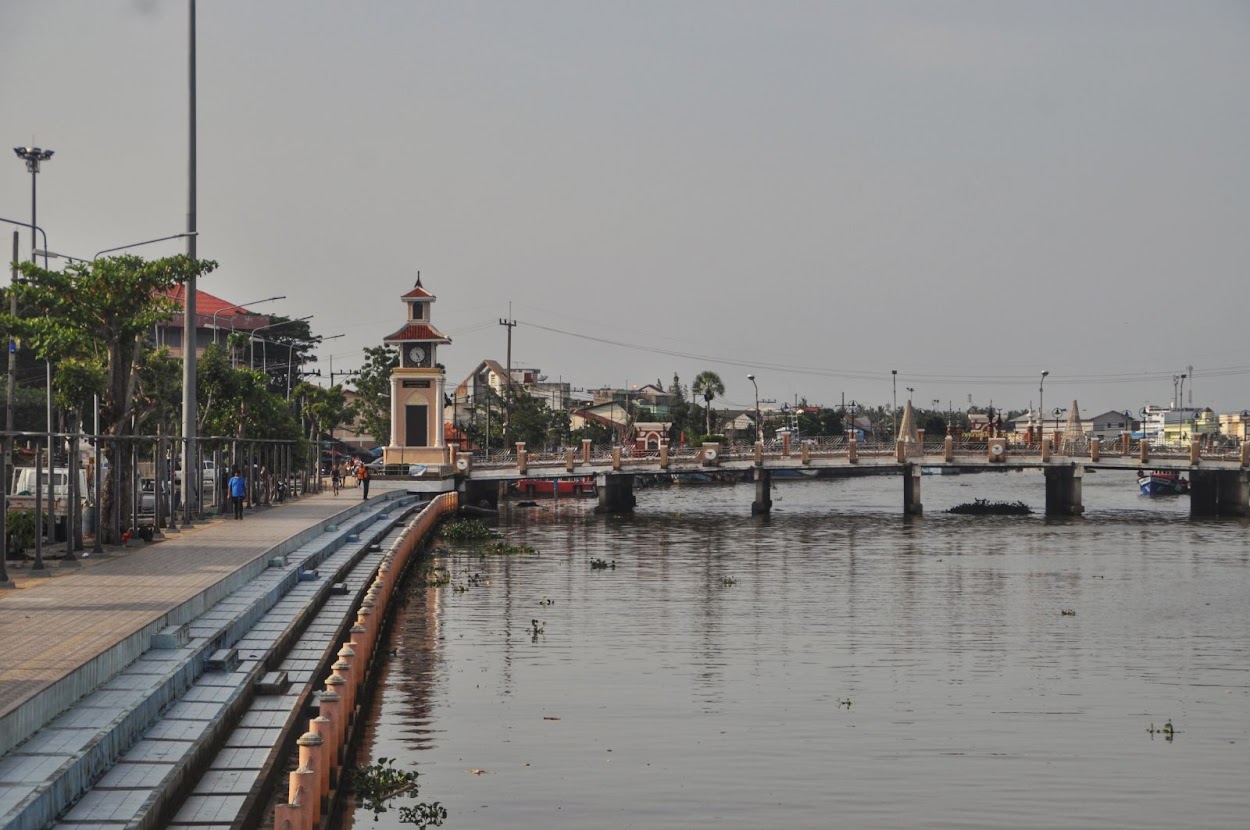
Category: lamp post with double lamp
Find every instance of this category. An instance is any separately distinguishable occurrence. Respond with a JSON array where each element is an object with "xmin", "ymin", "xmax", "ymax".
[{"xmin": 747, "ymin": 374, "xmax": 761, "ymax": 443}]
